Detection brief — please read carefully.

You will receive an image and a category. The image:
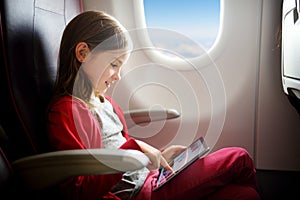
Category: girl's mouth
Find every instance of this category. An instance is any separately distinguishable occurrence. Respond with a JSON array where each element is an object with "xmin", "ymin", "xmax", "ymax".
[{"xmin": 105, "ymin": 81, "xmax": 112, "ymax": 88}]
